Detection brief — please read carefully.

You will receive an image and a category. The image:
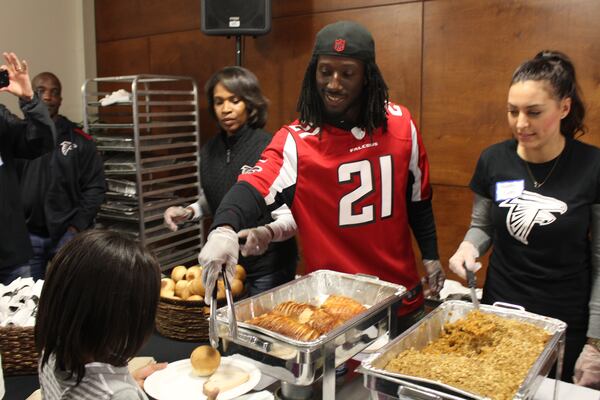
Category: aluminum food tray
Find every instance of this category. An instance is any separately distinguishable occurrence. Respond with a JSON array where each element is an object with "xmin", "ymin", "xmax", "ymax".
[
  {"xmin": 215, "ymin": 270, "xmax": 407, "ymax": 394},
  {"xmin": 358, "ymin": 300, "xmax": 567, "ymax": 400}
]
